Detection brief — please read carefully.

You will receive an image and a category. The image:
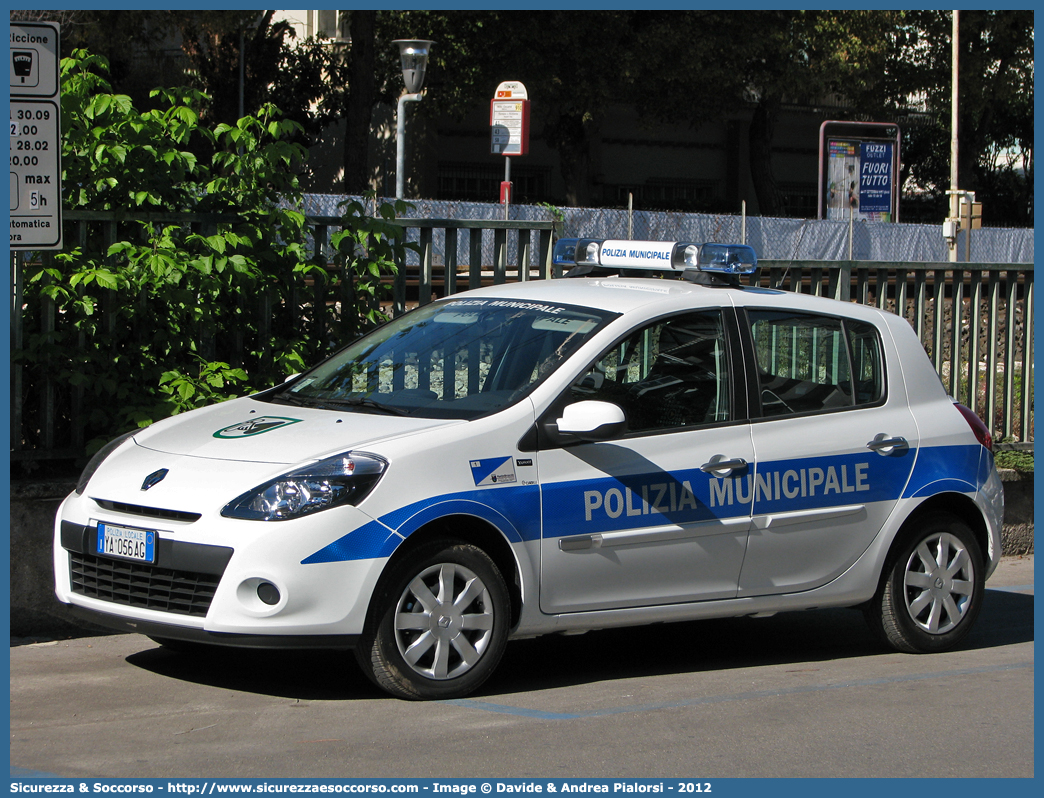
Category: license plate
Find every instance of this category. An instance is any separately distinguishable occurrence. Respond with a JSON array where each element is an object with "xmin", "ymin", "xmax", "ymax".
[{"xmin": 96, "ymin": 522, "xmax": 157, "ymax": 564}]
